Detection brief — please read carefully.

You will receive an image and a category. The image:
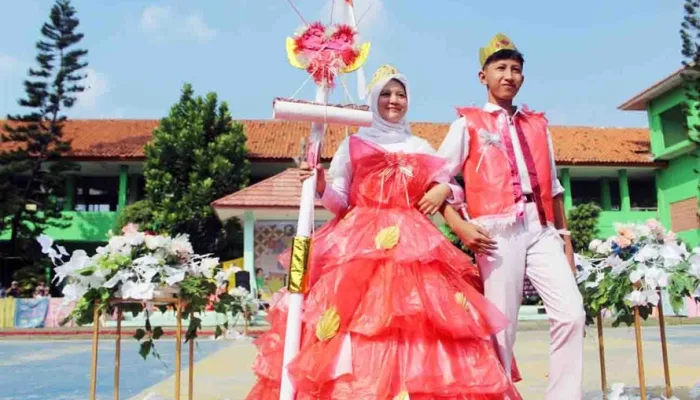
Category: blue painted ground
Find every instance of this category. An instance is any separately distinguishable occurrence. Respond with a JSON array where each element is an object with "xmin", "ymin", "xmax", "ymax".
[{"xmin": 0, "ymin": 339, "xmax": 229, "ymax": 400}]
